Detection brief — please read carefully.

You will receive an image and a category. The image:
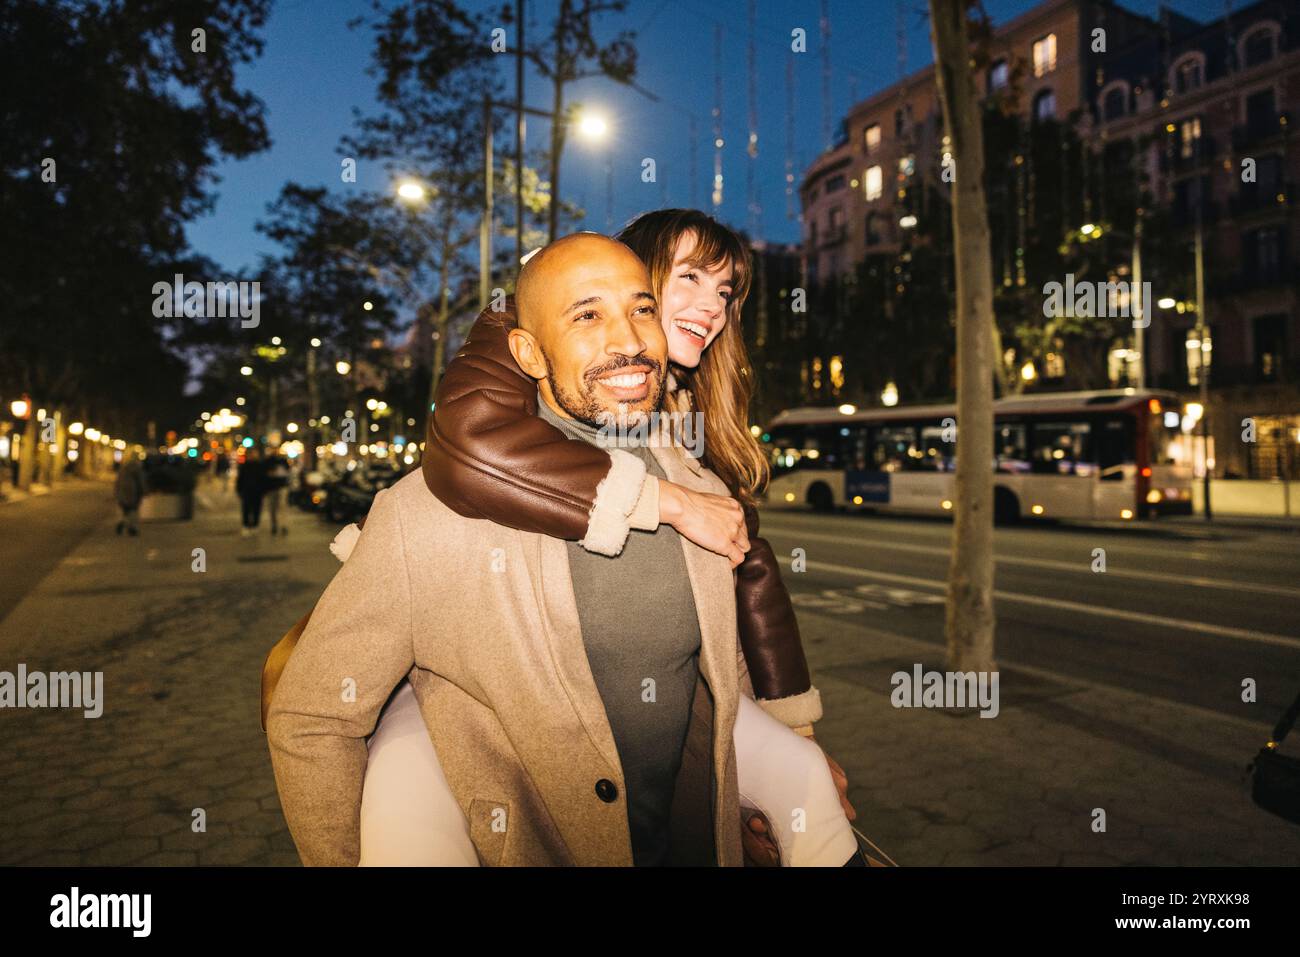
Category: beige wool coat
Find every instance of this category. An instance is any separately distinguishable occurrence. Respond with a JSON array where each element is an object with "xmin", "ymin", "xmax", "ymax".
[{"xmin": 266, "ymin": 442, "xmax": 754, "ymax": 867}]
